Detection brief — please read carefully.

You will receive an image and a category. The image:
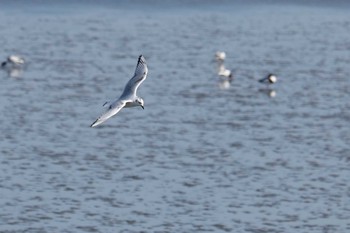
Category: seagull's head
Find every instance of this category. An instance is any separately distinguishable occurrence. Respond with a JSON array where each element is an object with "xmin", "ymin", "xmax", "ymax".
[
  {"xmin": 215, "ymin": 51, "xmax": 226, "ymax": 61},
  {"xmin": 136, "ymin": 97, "xmax": 144, "ymax": 109}
]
